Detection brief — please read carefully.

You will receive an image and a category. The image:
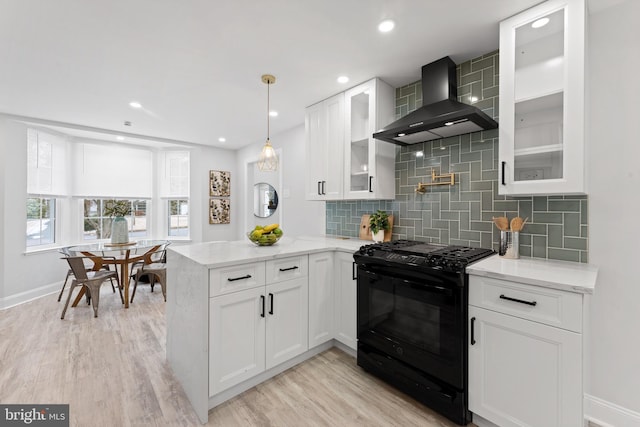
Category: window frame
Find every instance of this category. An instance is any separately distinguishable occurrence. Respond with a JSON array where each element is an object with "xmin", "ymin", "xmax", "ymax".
[{"xmin": 25, "ymin": 195, "xmax": 58, "ymax": 250}]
